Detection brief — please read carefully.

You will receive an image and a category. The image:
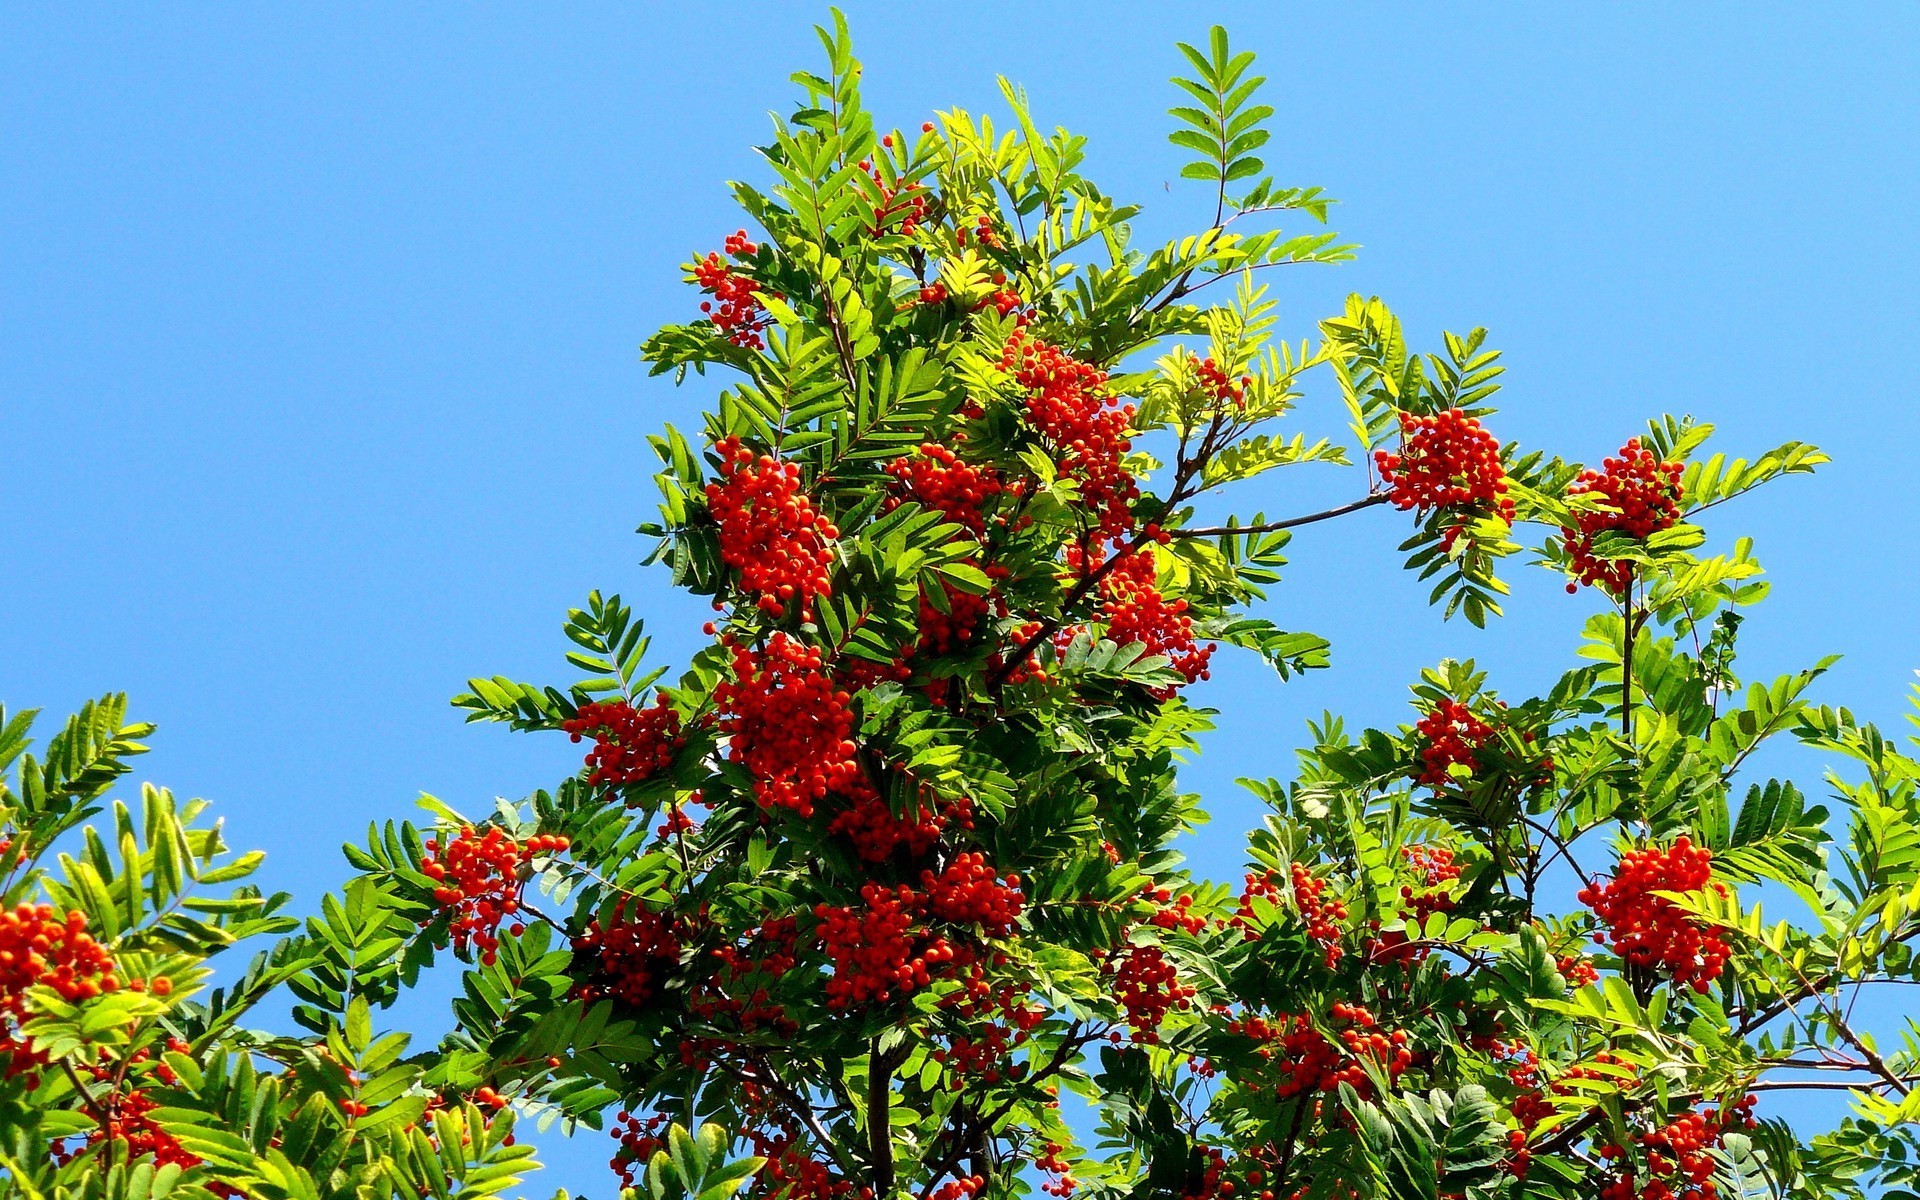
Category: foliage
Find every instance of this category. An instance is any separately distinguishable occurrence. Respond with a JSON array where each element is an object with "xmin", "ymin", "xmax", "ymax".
[{"xmin": 9, "ymin": 12, "xmax": 1920, "ymax": 1200}]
